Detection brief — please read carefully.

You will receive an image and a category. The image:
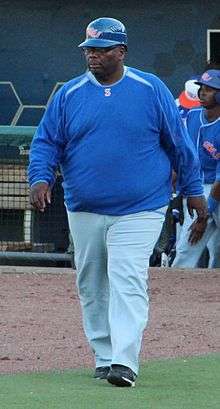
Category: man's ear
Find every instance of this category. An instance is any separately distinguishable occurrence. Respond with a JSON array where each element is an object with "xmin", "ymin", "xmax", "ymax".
[{"xmin": 118, "ymin": 46, "xmax": 126, "ymax": 60}]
